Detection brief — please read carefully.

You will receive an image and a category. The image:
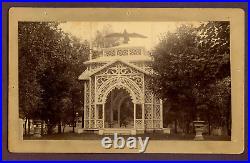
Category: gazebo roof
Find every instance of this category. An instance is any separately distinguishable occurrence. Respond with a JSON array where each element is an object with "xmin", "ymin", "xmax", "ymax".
[{"xmin": 79, "ymin": 59, "xmax": 151, "ymax": 80}]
